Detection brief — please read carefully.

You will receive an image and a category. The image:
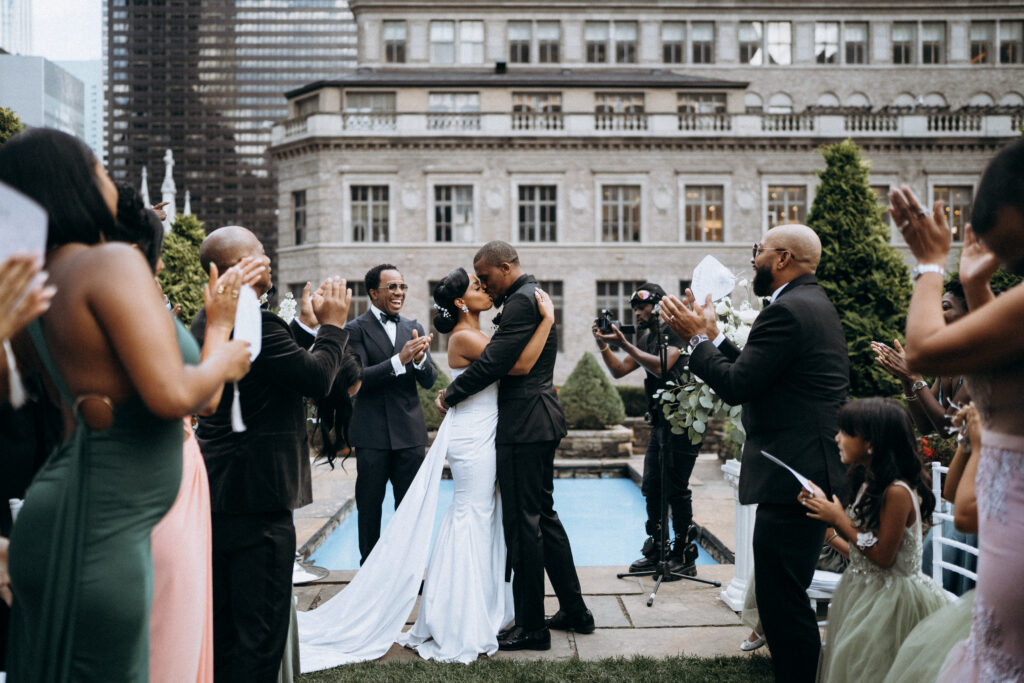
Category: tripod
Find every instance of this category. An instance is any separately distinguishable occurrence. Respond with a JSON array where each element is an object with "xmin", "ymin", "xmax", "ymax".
[{"xmin": 617, "ymin": 318, "xmax": 721, "ymax": 606}]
